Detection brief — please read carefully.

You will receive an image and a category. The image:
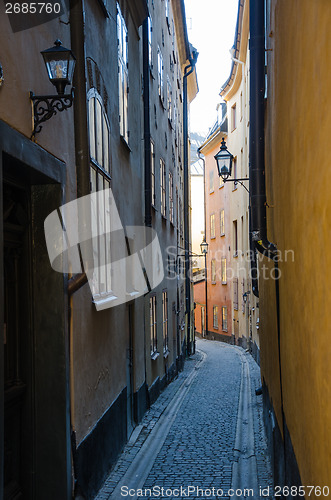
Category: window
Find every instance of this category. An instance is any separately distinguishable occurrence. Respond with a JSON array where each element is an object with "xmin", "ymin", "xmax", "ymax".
[
  {"xmin": 222, "ymin": 306, "xmax": 228, "ymax": 332},
  {"xmin": 210, "ymin": 213, "xmax": 215, "ymax": 239},
  {"xmin": 160, "ymin": 158, "xmax": 166, "ymax": 217},
  {"xmin": 150, "ymin": 296, "xmax": 157, "ymax": 355},
  {"xmin": 213, "ymin": 306, "xmax": 218, "ymax": 329},
  {"xmin": 148, "ymin": 16, "xmax": 153, "ymax": 70},
  {"xmin": 220, "ymin": 209, "xmax": 225, "ymax": 236},
  {"xmin": 211, "ymin": 259, "xmax": 216, "ymax": 284},
  {"xmin": 117, "ymin": 3, "xmax": 129, "ymax": 142},
  {"xmin": 233, "ymin": 220, "xmax": 238, "ymax": 256},
  {"xmin": 209, "ymin": 169, "xmax": 214, "ymax": 192},
  {"xmin": 173, "ymin": 96, "xmax": 177, "ymax": 133},
  {"xmin": 240, "ymin": 92, "xmax": 243, "ymax": 120},
  {"xmin": 88, "ymin": 90, "xmax": 112, "ymax": 303},
  {"xmin": 242, "ymin": 278, "xmax": 245, "ymax": 314},
  {"xmin": 151, "ymin": 140, "xmax": 156, "ymax": 206},
  {"xmin": 221, "ymin": 257, "xmax": 227, "ymax": 284},
  {"xmin": 169, "ymin": 171, "xmax": 174, "ymax": 223},
  {"xmin": 88, "ymin": 89, "xmax": 110, "ymax": 174},
  {"xmin": 233, "ymin": 277, "xmax": 238, "ymax": 310},
  {"xmin": 167, "ymin": 76, "xmax": 172, "ymax": 123},
  {"xmin": 231, "ymin": 103, "xmax": 236, "ymax": 131},
  {"xmin": 201, "ymin": 307, "xmax": 205, "ymax": 335},
  {"xmin": 162, "ymin": 291, "xmax": 168, "ymax": 353},
  {"xmin": 179, "ymin": 197, "xmax": 183, "ymax": 235},
  {"xmin": 165, "ymin": 0, "xmax": 170, "ymax": 24},
  {"xmin": 158, "ymin": 47, "xmax": 164, "ymax": 102}
]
